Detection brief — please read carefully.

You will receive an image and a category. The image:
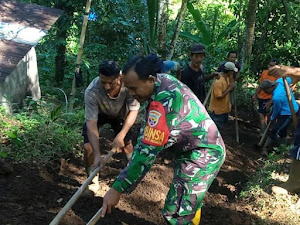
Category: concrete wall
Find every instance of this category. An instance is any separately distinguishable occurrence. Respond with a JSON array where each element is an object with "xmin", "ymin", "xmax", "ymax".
[{"xmin": 0, "ymin": 47, "xmax": 41, "ymax": 114}]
